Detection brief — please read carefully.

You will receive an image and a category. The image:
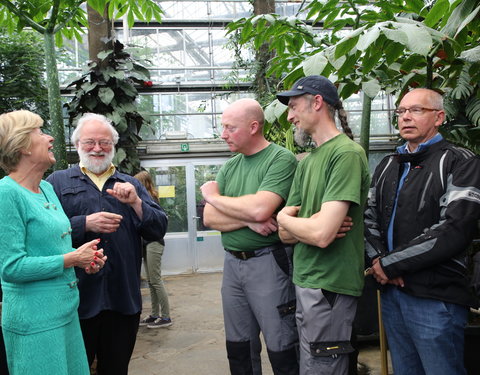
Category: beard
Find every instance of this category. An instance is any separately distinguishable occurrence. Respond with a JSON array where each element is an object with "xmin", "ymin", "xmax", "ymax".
[
  {"xmin": 78, "ymin": 148, "xmax": 115, "ymax": 175},
  {"xmin": 294, "ymin": 127, "xmax": 312, "ymax": 148}
]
